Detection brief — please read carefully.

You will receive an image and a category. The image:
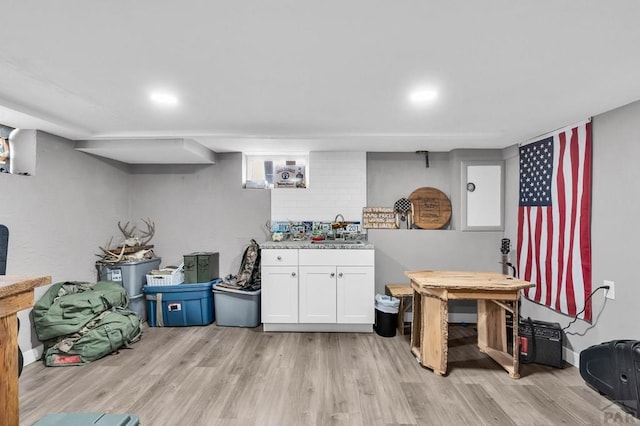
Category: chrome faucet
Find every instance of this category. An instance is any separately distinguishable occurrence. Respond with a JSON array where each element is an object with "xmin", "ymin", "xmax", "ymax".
[{"xmin": 334, "ymin": 214, "xmax": 345, "ymax": 223}]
